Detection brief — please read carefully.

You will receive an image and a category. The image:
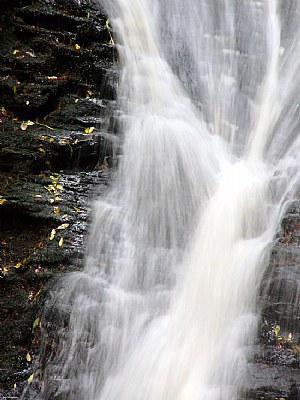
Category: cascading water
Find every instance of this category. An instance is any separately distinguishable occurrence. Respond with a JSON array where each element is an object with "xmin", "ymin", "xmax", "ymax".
[{"xmin": 38, "ymin": 1, "xmax": 300, "ymax": 399}]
